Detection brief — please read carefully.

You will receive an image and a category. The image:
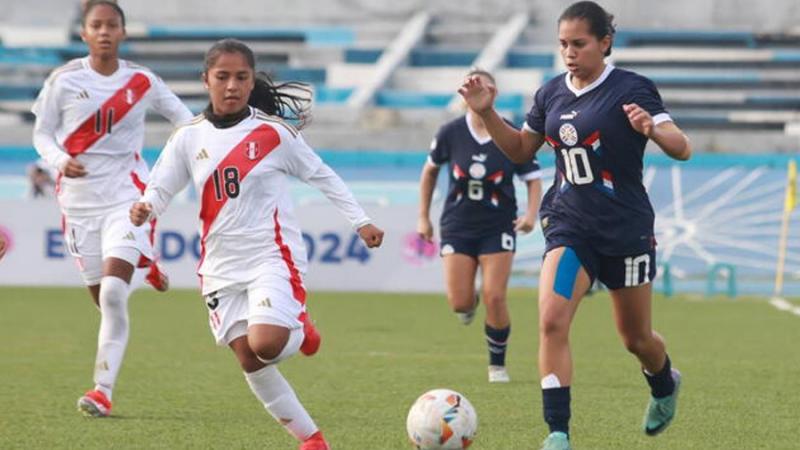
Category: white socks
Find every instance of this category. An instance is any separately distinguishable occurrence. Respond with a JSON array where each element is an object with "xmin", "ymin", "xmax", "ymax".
[
  {"xmin": 93, "ymin": 276, "xmax": 131, "ymax": 400},
  {"xmin": 244, "ymin": 365, "xmax": 318, "ymax": 441}
]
